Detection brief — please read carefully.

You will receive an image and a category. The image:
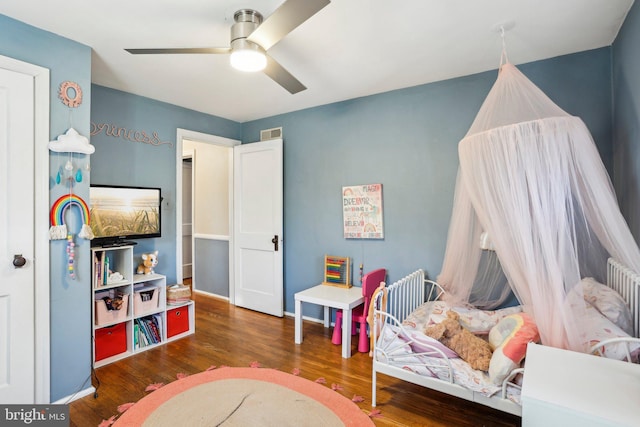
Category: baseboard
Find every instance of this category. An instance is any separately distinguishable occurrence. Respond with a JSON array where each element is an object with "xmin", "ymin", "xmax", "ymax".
[
  {"xmin": 52, "ymin": 386, "xmax": 96, "ymax": 404},
  {"xmin": 194, "ymin": 289, "xmax": 229, "ymax": 301},
  {"xmin": 284, "ymin": 311, "xmax": 331, "ymax": 326}
]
